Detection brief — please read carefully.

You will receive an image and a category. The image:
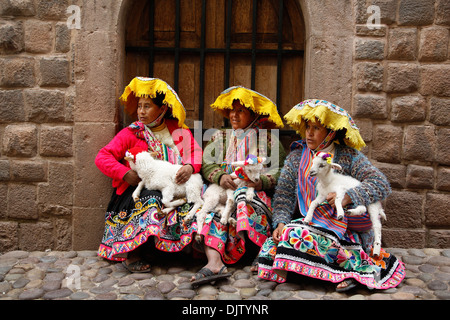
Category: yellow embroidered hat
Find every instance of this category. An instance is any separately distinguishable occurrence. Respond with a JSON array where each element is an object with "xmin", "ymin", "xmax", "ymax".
[
  {"xmin": 284, "ymin": 99, "xmax": 366, "ymax": 150},
  {"xmin": 210, "ymin": 86, "xmax": 284, "ymax": 128},
  {"xmin": 120, "ymin": 77, "xmax": 188, "ymax": 129}
]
